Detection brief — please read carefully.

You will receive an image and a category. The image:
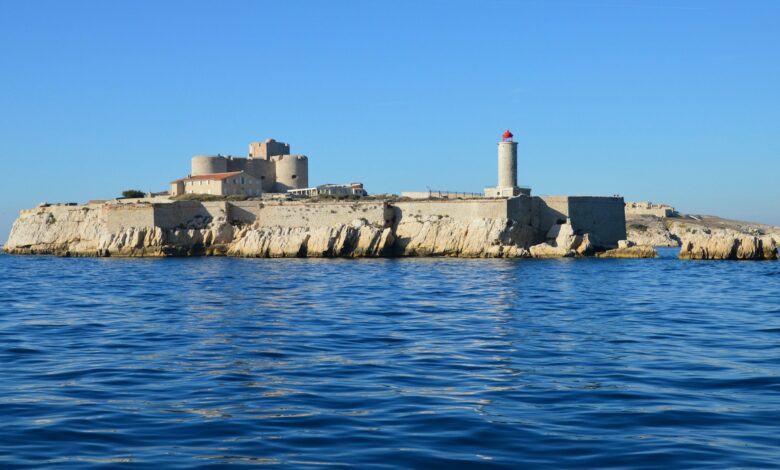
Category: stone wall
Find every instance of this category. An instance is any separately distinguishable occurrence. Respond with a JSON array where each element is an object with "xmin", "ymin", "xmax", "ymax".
[
  {"xmin": 392, "ymin": 199, "xmax": 510, "ymax": 223},
  {"xmin": 227, "ymin": 201, "xmax": 392, "ymax": 229},
  {"xmin": 625, "ymin": 201, "xmax": 676, "ymax": 218},
  {"xmin": 535, "ymin": 196, "xmax": 626, "ymax": 248},
  {"xmin": 4, "ymin": 196, "xmax": 629, "ymax": 257},
  {"xmin": 104, "ymin": 203, "xmax": 154, "ymax": 231},
  {"xmin": 153, "ymin": 201, "xmax": 228, "ymax": 229}
]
